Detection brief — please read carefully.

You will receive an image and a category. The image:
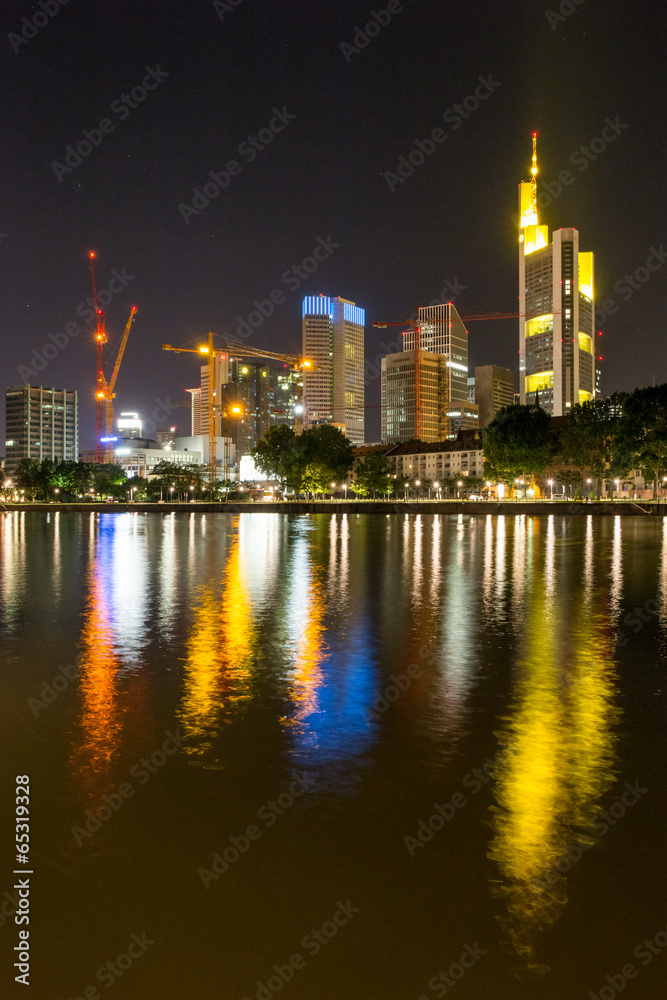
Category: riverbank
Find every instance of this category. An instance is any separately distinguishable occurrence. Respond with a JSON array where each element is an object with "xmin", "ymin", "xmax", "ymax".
[{"xmin": 3, "ymin": 500, "xmax": 666, "ymax": 516}]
